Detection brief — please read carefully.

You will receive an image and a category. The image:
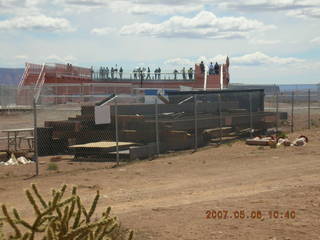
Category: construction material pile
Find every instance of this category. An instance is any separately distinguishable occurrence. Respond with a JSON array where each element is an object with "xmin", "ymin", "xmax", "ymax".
[
  {"xmin": 36, "ymin": 90, "xmax": 287, "ymax": 160},
  {"xmin": 246, "ymin": 135, "xmax": 308, "ymax": 147},
  {"xmin": 0, "ymin": 152, "xmax": 33, "ymax": 166}
]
